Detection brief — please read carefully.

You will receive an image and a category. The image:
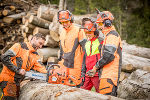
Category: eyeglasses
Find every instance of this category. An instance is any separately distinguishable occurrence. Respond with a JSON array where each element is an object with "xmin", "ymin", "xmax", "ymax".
[
  {"xmin": 60, "ymin": 21, "xmax": 70, "ymax": 24},
  {"xmin": 85, "ymin": 31, "xmax": 94, "ymax": 34},
  {"xmin": 98, "ymin": 22, "xmax": 103, "ymax": 26}
]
